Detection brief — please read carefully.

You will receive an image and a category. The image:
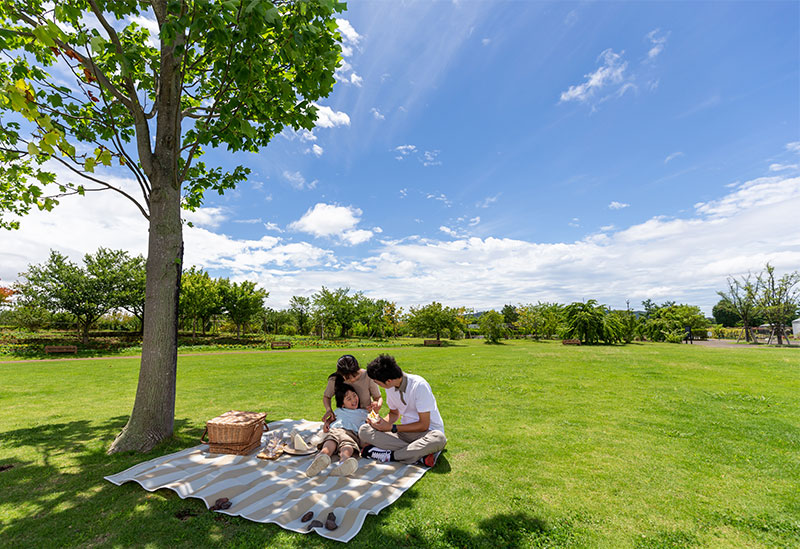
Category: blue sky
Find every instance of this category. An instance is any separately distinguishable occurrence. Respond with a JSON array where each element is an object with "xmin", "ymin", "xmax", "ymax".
[{"xmin": 4, "ymin": 0, "xmax": 800, "ymax": 314}]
